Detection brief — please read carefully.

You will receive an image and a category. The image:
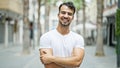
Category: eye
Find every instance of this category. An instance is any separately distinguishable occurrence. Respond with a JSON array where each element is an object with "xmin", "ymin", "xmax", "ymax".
[
  {"xmin": 60, "ymin": 11, "xmax": 66, "ymax": 14},
  {"xmin": 60, "ymin": 11, "xmax": 73, "ymax": 16},
  {"xmin": 68, "ymin": 12, "xmax": 73, "ymax": 16}
]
